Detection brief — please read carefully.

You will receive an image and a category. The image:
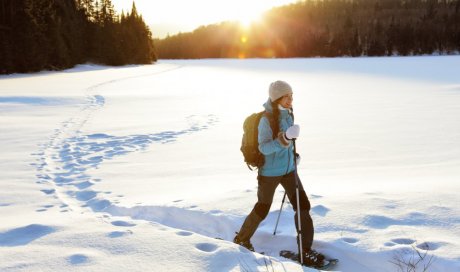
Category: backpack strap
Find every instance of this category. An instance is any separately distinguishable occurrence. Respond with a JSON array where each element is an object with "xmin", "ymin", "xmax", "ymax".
[
  {"xmin": 263, "ymin": 111, "xmax": 276, "ymax": 140},
  {"xmin": 254, "ymin": 111, "xmax": 266, "ymax": 151}
]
